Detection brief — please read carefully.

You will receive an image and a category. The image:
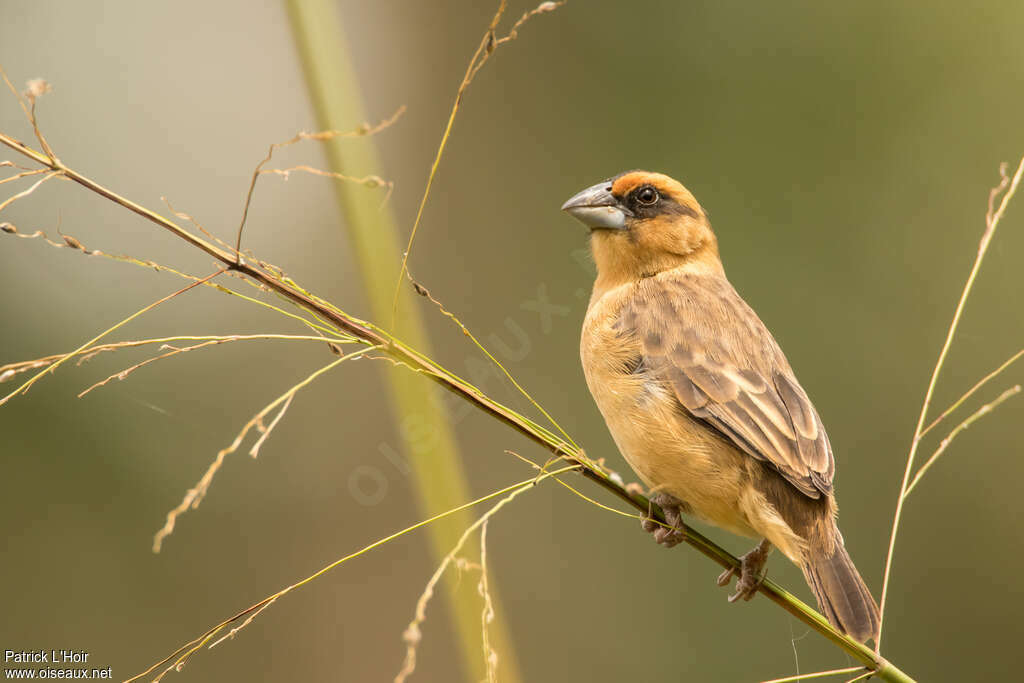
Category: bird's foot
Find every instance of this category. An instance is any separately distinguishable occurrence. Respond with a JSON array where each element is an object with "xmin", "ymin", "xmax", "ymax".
[
  {"xmin": 716, "ymin": 539, "xmax": 772, "ymax": 602},
  {"xmin": 640, "ymin": 492, "xmax": 687, "ymax": 548}
]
